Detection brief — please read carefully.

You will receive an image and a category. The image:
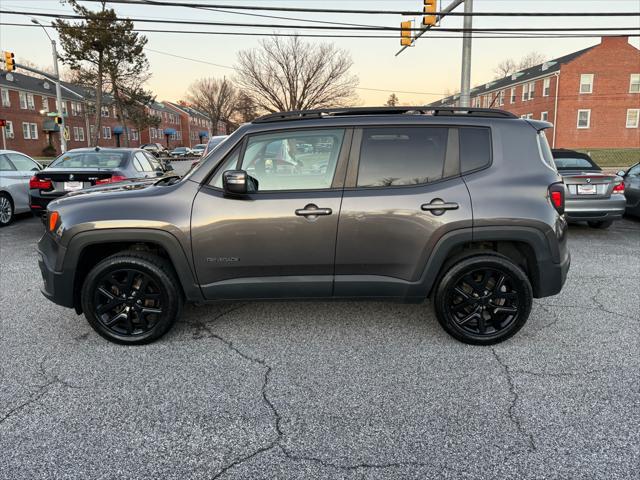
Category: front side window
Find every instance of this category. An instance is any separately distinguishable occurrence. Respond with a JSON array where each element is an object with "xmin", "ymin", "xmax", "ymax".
[
  {"xmin": 209, "ymin": 148, "xmax": 241, "ymax": 188},
  {"xmin": 577, "ymin": 109, "xmax": 591, "ymax": 129},
  {"xmin": 580, "ymin": 74, "xmax": 594, "ymax": 94},
  {"xmin": 460, "ymin": 127, "xmax": 491, "ymax": 172},
  {"xmin": 627, "ymin": 109, "xmax": 640, "ymax": 128},
  {"xmin": 357, "ymin": 127, "xmax": 448, "ymax": 187},
  {"xmin": 240, "ymin": 129, "xmax": 344, "ymax": 191},
  {"xmin": 629, "ymin": 74, "xmax": 640, "ymax": 93}
]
